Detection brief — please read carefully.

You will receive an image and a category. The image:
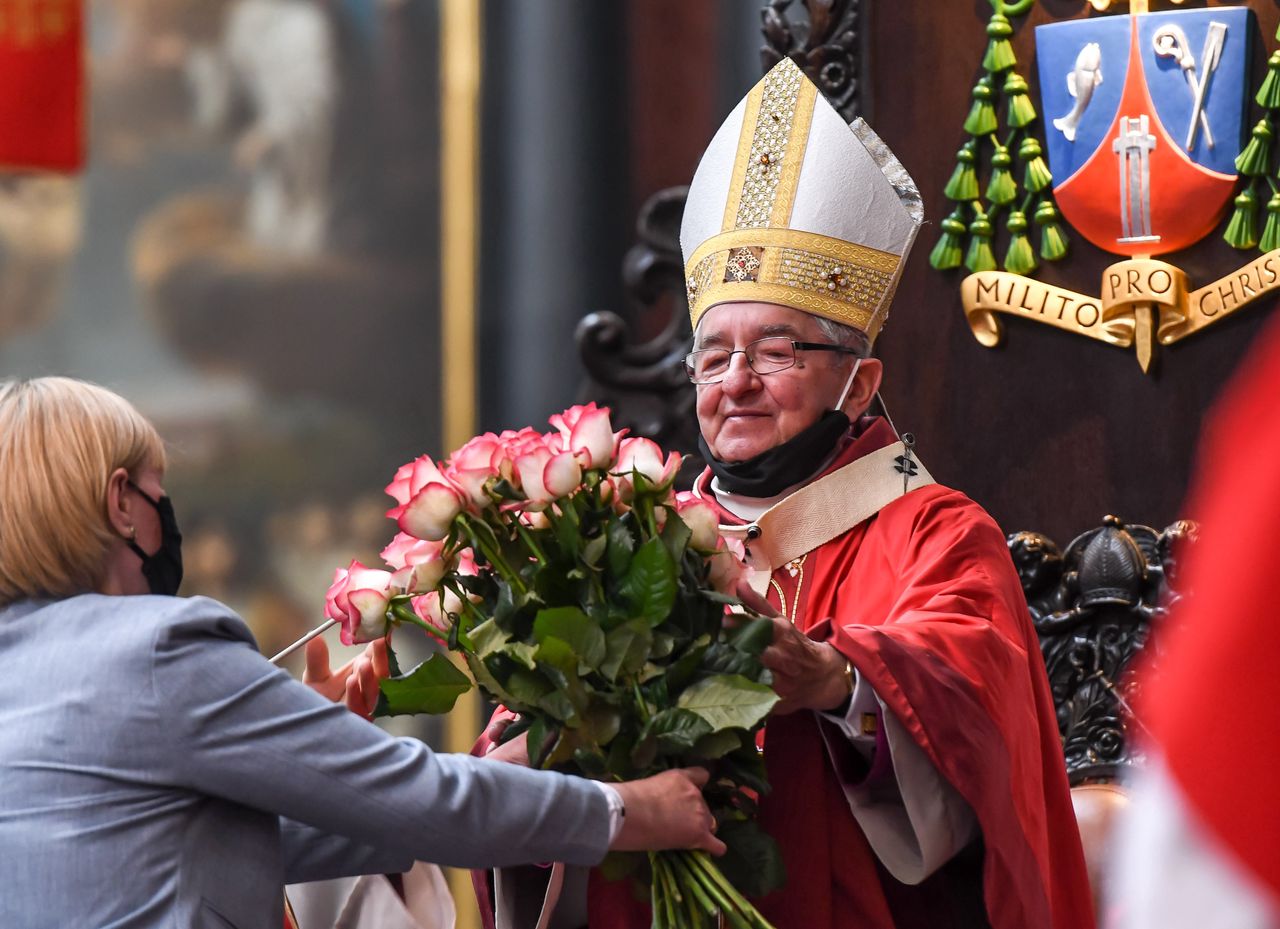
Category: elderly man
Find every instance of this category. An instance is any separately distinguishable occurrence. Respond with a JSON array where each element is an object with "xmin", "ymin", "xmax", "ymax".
[
  {"xmin": 676, "ymin": 58, "xmax": 1093, "ymax": 929},
  {"xmin": 477, "ymin": 59, "xmax": 1094, "ymax": 929}
]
